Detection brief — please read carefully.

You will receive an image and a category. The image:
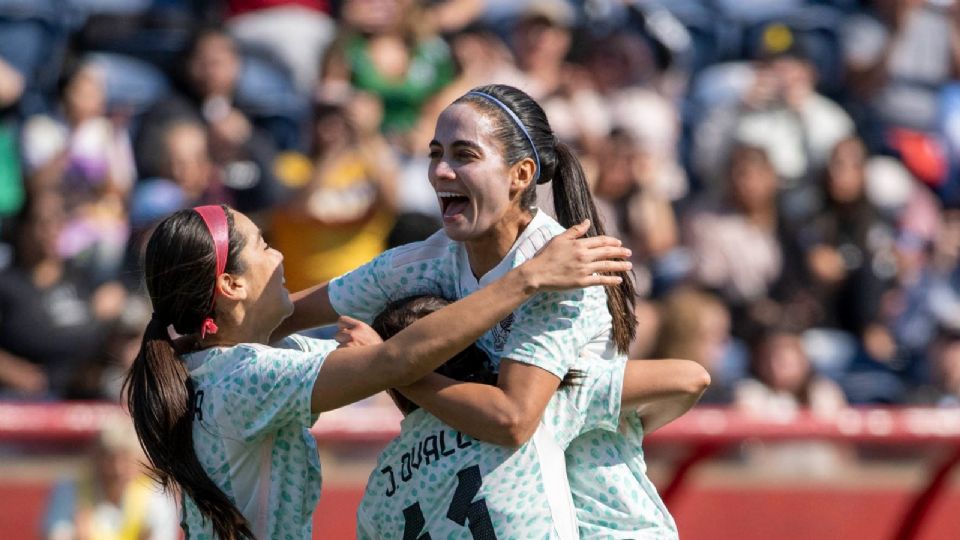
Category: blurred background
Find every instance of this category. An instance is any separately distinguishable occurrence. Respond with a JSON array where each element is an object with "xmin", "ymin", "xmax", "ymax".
[{"xmin": 1, "ymin": 0, "xmax": 960, "ymax": 538}]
